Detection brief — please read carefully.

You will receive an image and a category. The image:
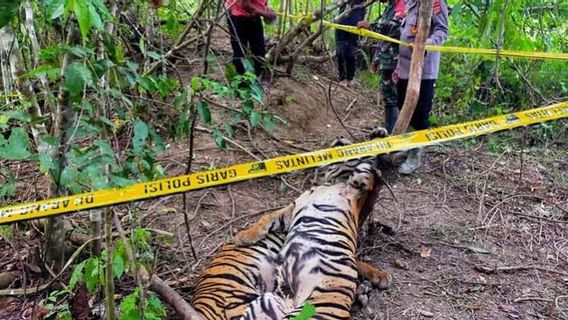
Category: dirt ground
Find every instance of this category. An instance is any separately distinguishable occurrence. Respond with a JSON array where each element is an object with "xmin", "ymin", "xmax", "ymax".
[
  {"xmin": 1, "ymin": 37, "xmax": 567, "ymax": 320},
  {"xmin": 152, "ymin": 64, "xmax": 568, "ymax": 319}
]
